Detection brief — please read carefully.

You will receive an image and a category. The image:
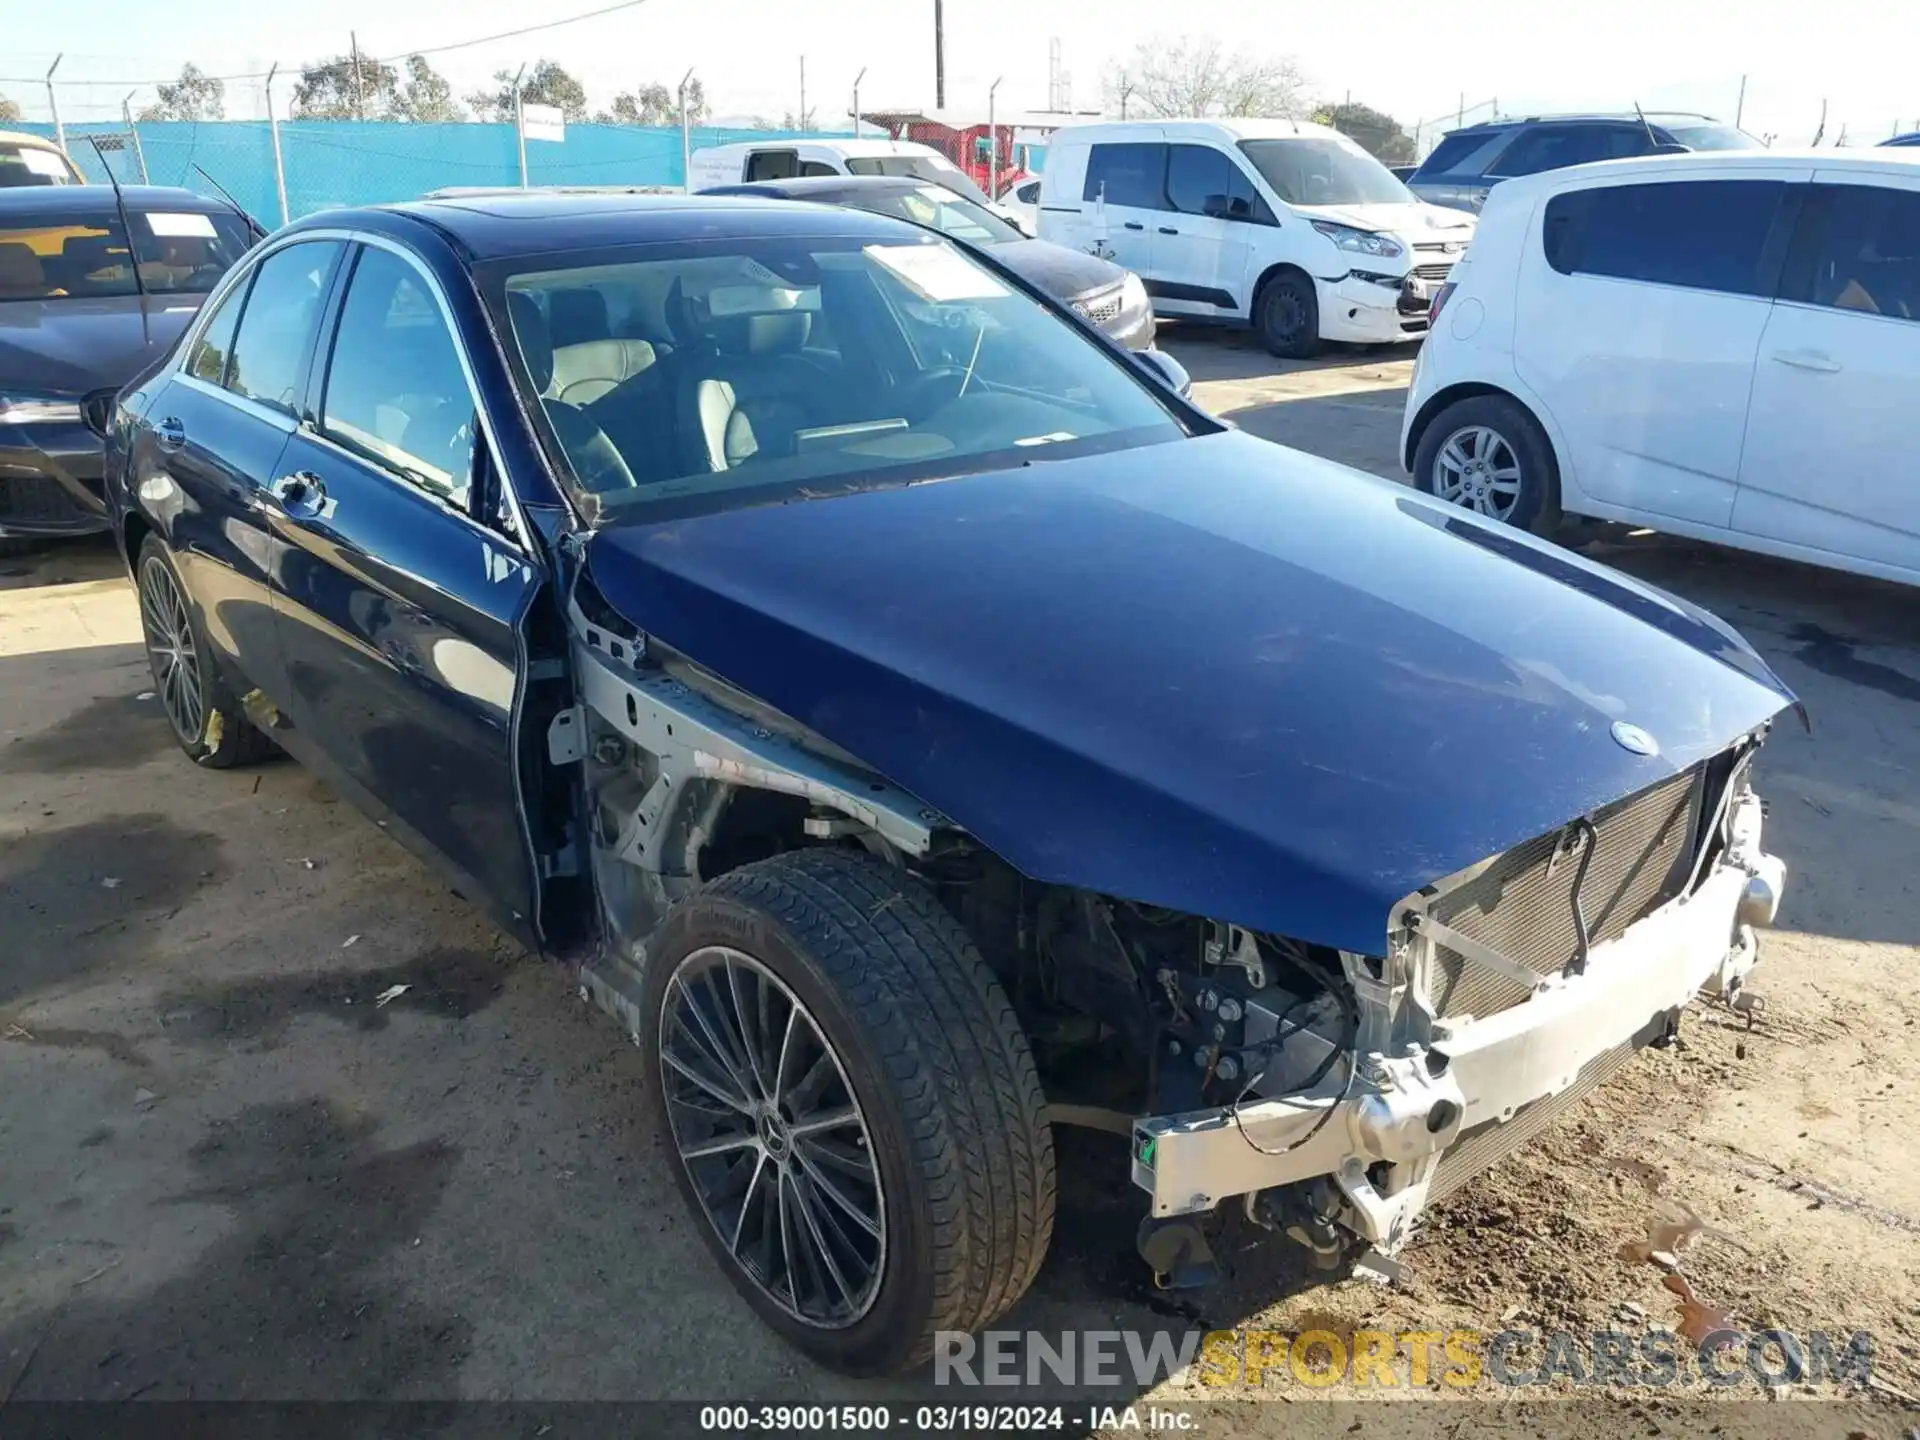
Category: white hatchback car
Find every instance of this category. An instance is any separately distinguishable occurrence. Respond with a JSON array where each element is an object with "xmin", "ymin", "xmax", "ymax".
[
  {"xmin": 1039, "ymin": 118, "xmax": 1475, "ymax": 356},
  {"xmin": 1403, "ymin": 149, "xmax": 1920, "ymax": 586}
]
